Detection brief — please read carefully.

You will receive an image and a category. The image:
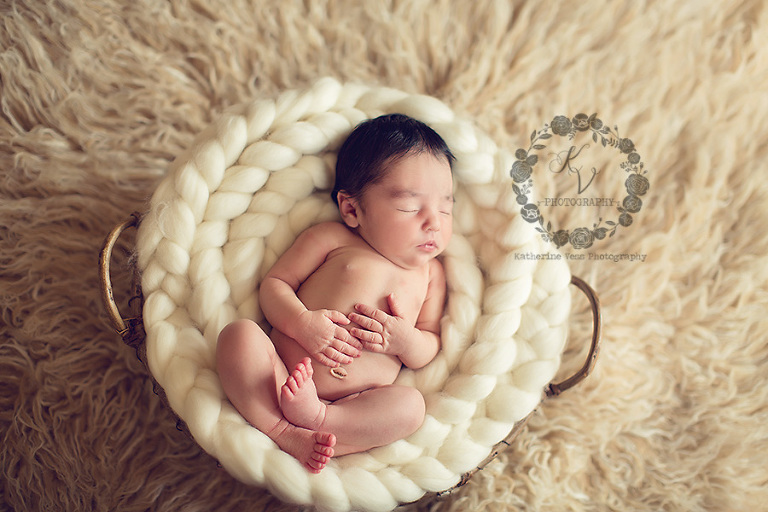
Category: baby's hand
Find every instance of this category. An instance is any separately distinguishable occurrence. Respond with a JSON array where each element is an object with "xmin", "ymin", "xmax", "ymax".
[
  {"xmin": 348, "ymin": 294, "xmax": 415, "ymax": 357},
  {"xmin": 296, "ymin": 309, "xmax": 363, "ymax": 367}
]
